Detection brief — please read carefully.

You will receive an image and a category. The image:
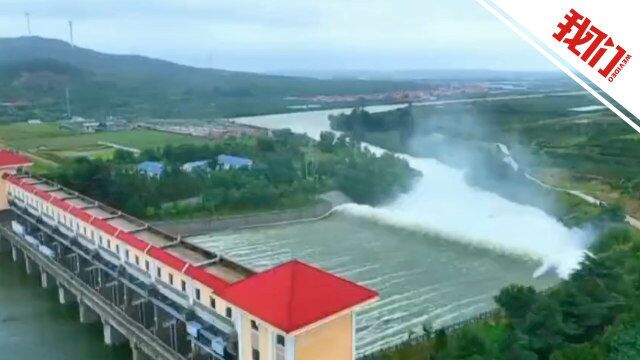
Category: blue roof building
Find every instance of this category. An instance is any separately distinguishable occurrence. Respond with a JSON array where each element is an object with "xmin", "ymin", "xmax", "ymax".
[
  {"xmin": 217, "ymin": 154, "xmax": 253, "ymax": 170},
  {"xmin": 137, "ymin": 161, "xmax": 164, "ymax": 177}
]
